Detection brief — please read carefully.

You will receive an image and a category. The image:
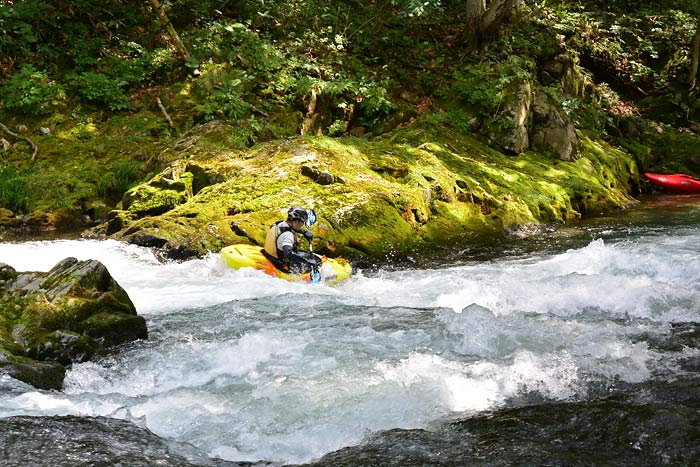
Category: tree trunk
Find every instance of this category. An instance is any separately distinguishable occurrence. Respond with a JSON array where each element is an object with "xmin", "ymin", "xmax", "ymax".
[
  {"xmin": 463, "ymin": 0, "xmax": 521, "ymax": 51},
  {"xmin": 481, "ymin": 0, "xmax": 520, "ymax": 35},
  {"xmin": 690, "ymin": 14, "xmax": 700, "ymax": 89},
  {"xmin": 148, "ymin": 0, "xmax": 191, "ymax": 61},
  {"xmin": 464, "ymin": 0, "xmax": 486, "ymax": 50}
]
